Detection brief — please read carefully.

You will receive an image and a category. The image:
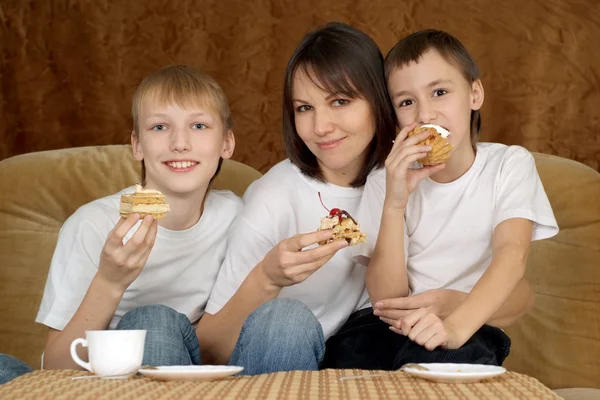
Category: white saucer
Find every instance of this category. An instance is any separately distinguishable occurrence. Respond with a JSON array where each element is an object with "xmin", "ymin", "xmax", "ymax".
[
  {"xmin": 138, "ymin": 365, "xmax": 244, "ymax": 381},
  {"xmin": 402, "ymin": 363, "xmax": 507, "ymax": 383}
]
